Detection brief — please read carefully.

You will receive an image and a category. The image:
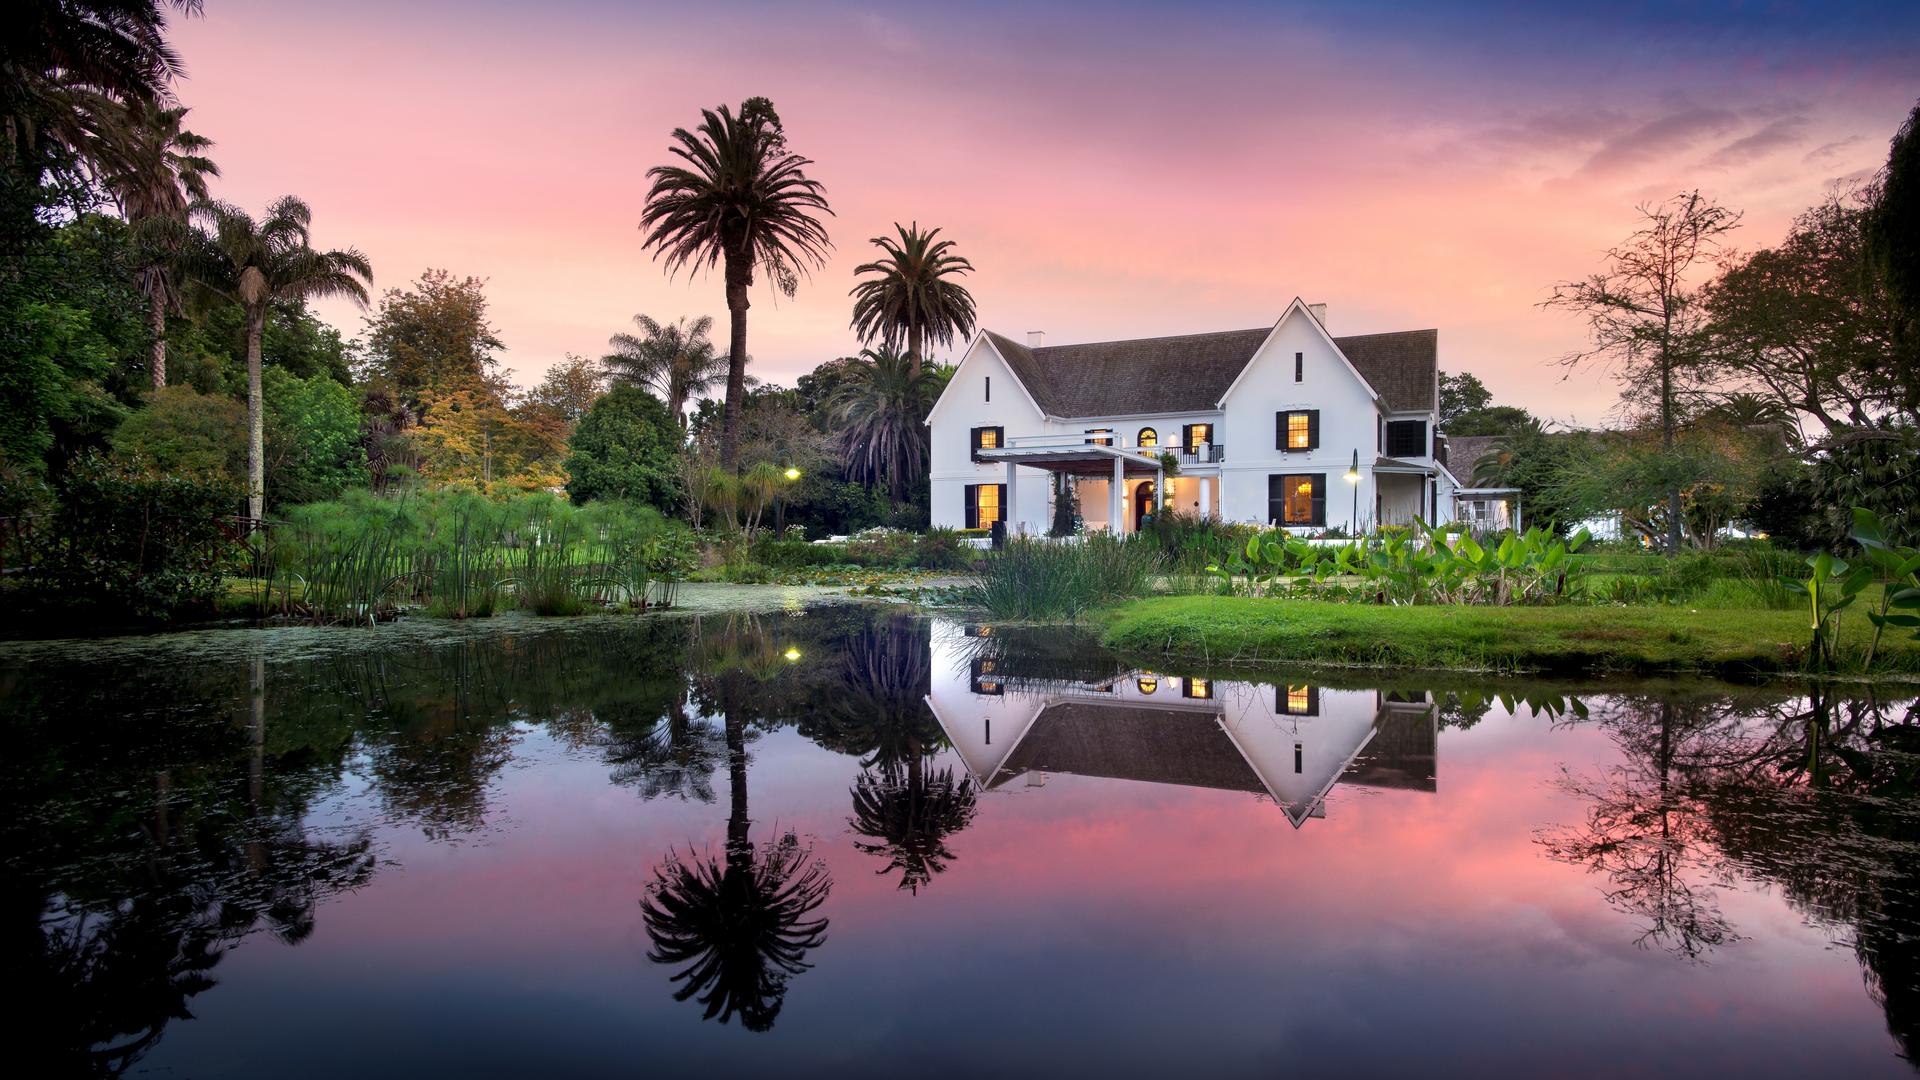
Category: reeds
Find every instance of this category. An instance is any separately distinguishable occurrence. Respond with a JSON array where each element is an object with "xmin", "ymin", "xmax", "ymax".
[{"xmin": 967, "ymin": 533, "xmax": 1164, "ymax": 621}]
